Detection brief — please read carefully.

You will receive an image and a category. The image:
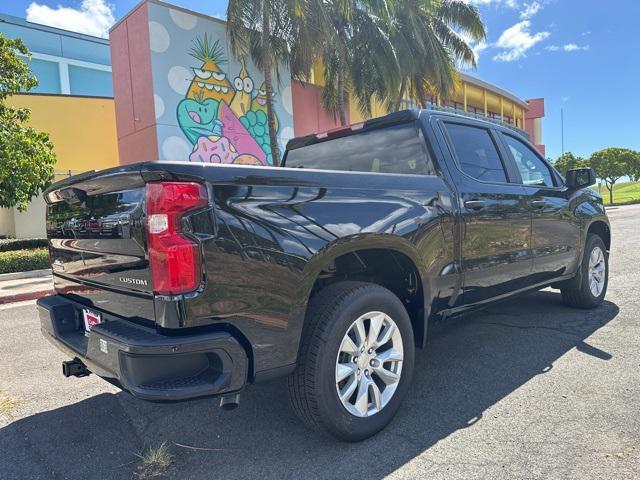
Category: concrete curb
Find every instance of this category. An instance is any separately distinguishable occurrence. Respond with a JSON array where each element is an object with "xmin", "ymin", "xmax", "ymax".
[
  {"xmin": 0, "ymin": 289, "xmax": 54, "ymax": 305},
  {"xmin": 0, "ymin": 269, "xmax": 52, "ymax": 282}
]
